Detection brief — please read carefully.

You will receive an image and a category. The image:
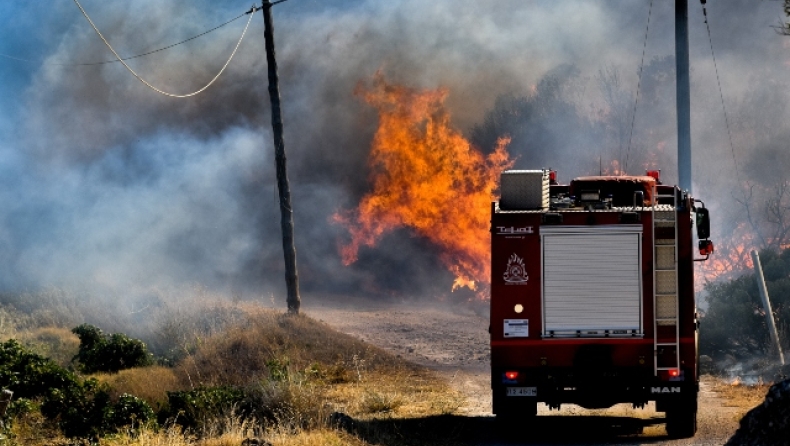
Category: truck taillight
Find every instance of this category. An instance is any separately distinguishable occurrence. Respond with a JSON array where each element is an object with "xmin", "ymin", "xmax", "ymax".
[
  {"xmin": 668, "ymin": 369, "xmax": 679, "ymax": 378},
  {"xmin": 505, "ymin": 371, "xmax": 519, "ymax": 380}
]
